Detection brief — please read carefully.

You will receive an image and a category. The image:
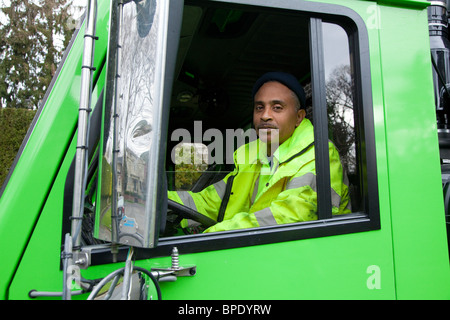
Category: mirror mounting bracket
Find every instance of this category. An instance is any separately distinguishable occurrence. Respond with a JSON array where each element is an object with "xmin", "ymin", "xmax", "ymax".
[
  {"xmin": 73, "ymin": 247, "xmax": 93, "ymax": 270},
  {"xmin": 151, "ymin": 247, "xmax": 196, "ymax": 281}
]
